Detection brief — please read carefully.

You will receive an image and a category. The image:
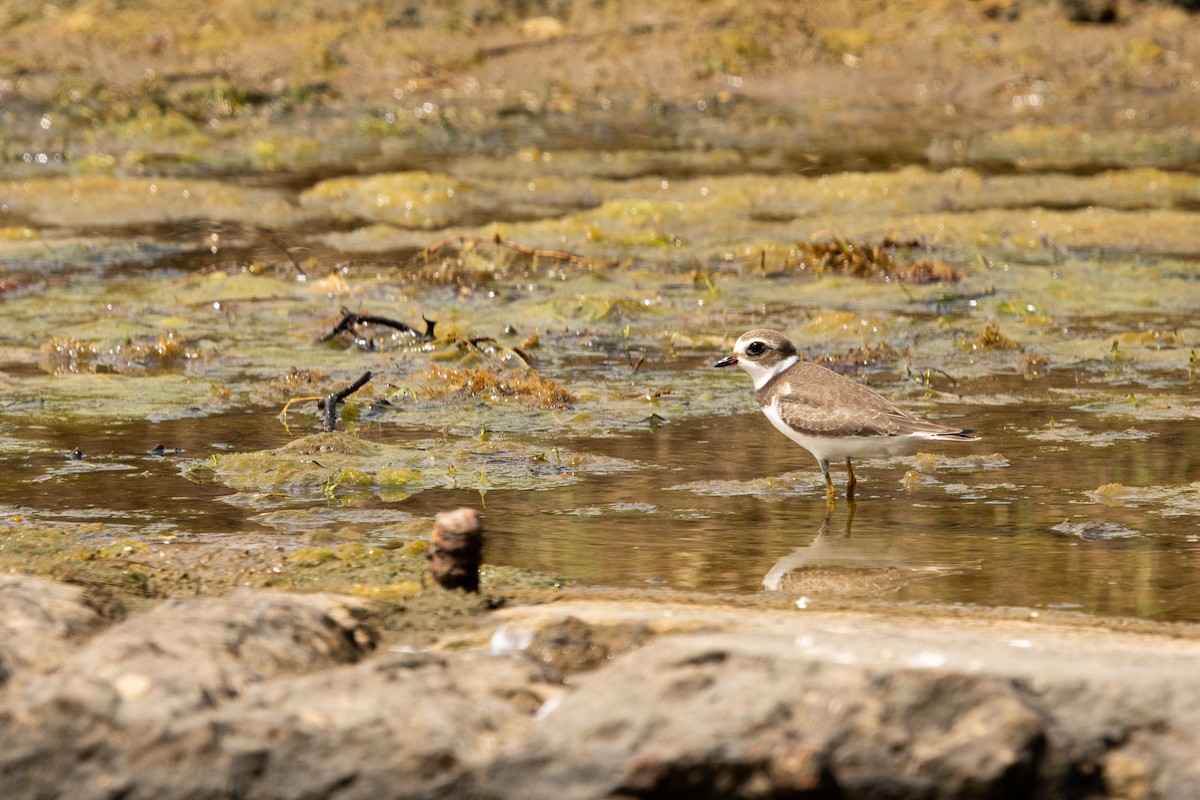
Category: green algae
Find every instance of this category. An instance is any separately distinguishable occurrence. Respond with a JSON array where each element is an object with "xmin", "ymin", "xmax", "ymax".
[
  {"xmin": 4, "ymin": 231, "xmax": 1196, "ymax": 435},
  {"xmin": 0, "ymin": 175, "xmax": 311, "ymax": 229},
  {"xmin": 666, "ymin": 471, "xmax": 827, "ymax": 499},
  {"xmin": 907, "ymin": 453, "xmax": 1012, "ymax": 472},
  {"xmin": 1028, "ymin": 424, "xmax": 1155, "ymax": 448},
  {"xmin": 0, "ymin": 509, "xmax": 555, "ymax": 615},
  {"xmin": 300, "ymin": 169, "xmax": 1200, "ymax": 270},
  {"xmin": 199, "ymin": 432, "xmax": 641, "ymax": 499},
  {"xmin": 1088, "ymin": 482, "xmax": 1200, "ymax": 518},
  {"xmin": 932, "ymin": 126, "xmax": 1200, "ymax": 172},
  {"xmin": 300, "ymin": 172, "xmax": 469, "ymax": 229}
]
